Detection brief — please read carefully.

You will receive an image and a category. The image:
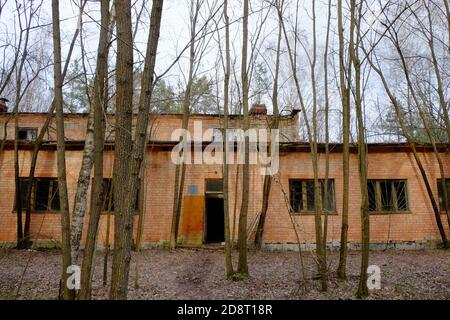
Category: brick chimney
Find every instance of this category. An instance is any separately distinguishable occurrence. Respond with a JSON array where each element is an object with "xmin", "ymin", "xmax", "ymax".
[
  {"xmin": 0, "ymin": 98, "xmax": 8, "ymax": 113},
  {"xmin": 249, "ymin": 103, "xmax": 267, "ymax": 115}
]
